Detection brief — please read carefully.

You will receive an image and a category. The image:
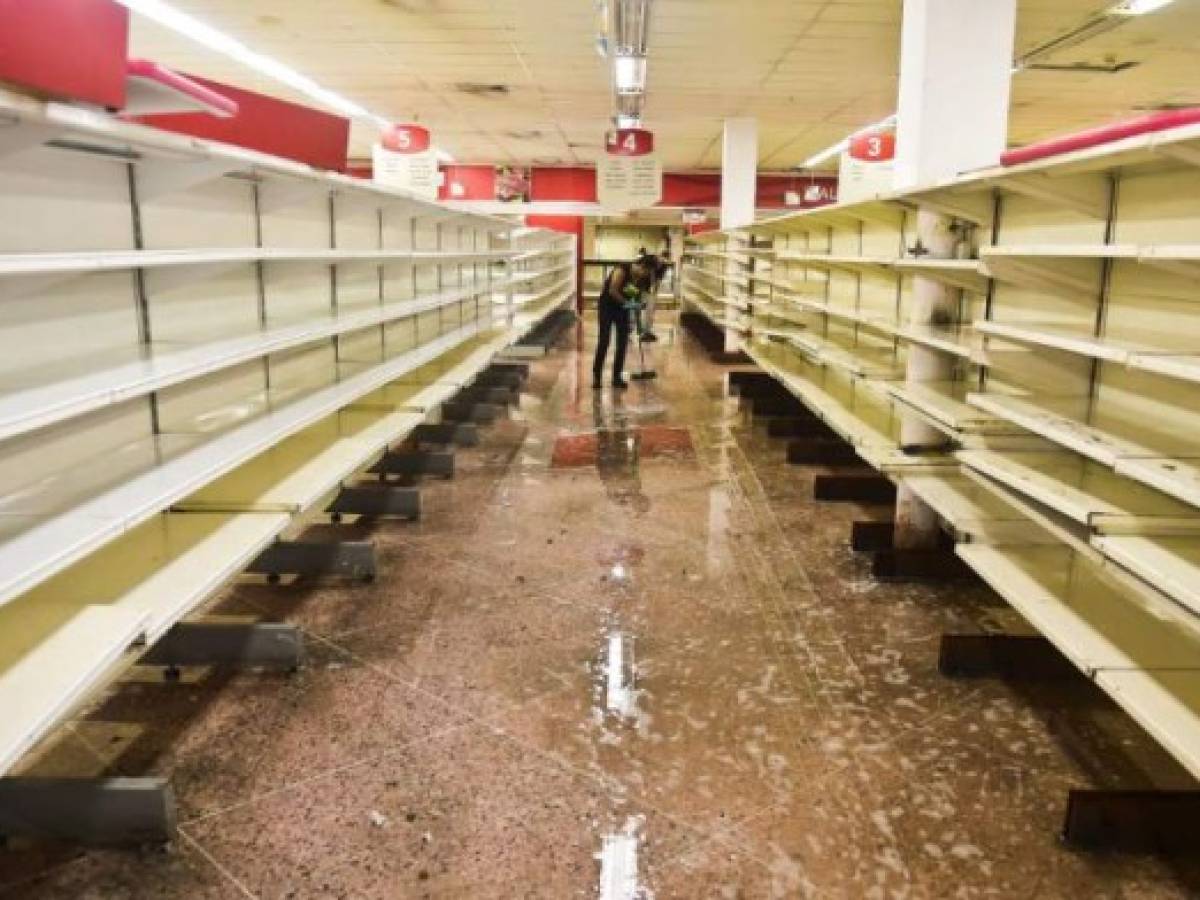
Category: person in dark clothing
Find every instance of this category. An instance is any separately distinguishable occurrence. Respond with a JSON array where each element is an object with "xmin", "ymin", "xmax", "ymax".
[
  {"xmin": 594, "ymin": 257, "xmax": 652, "ymax": 390},
  {"xmin": 635, "ymin": 251, "xmax": 668, "ymax": 342}
]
